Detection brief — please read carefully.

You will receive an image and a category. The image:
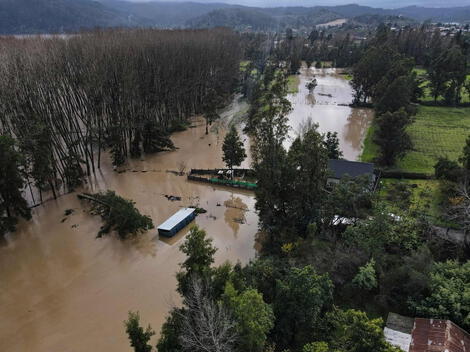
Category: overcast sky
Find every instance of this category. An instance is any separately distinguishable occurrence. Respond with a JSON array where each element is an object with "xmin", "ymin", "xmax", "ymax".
[{"xmin": 126, "ymin": 0, "xmax": 470, "ymax": 8}]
